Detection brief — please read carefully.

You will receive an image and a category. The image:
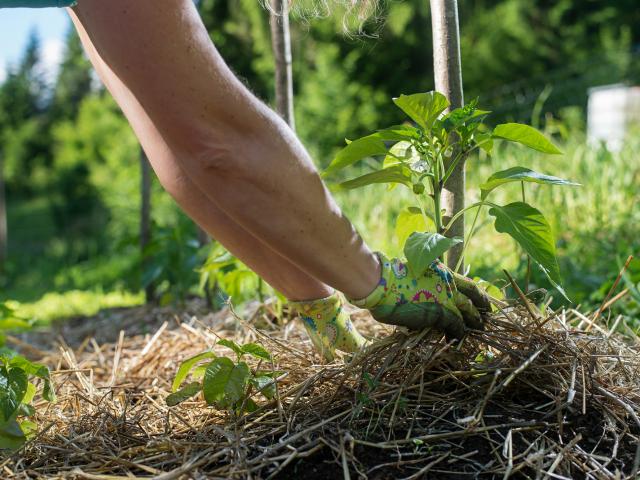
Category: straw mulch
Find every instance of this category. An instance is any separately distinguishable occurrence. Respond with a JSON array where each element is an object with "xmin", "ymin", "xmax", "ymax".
[{"xmin": 2, "ymin": 297, "xmax": 639, "ymax": 479}]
